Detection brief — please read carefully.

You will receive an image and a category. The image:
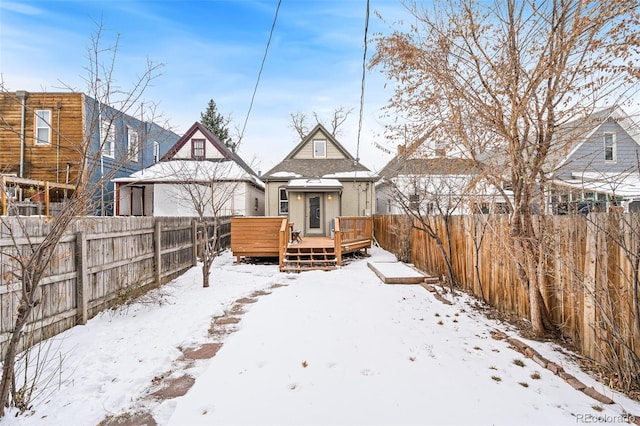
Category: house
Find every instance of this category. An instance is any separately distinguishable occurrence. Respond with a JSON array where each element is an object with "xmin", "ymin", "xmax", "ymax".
[
  {"xmin": 376, "ymin": 143, "xmax": 511, "ymax": 216},
  {"xmin": 546, "ymin": 105, "xmax": 640, "ymax": 213},
  {"xmin": 261, "ymin": 124, "xmax": 377, "ymax": 237},
  {"xmin": 113, "ymin": 122, "xmax": 264, "ymax": 217},
  {"xmin": 0, "ymin": 90, "xmax": 180, "ymax": 216}
]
